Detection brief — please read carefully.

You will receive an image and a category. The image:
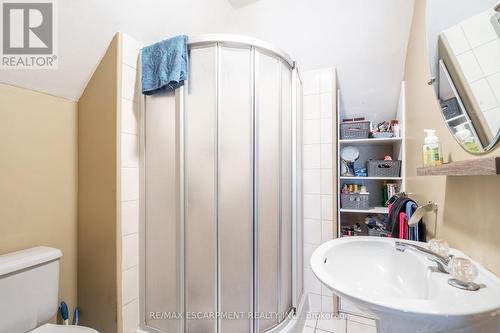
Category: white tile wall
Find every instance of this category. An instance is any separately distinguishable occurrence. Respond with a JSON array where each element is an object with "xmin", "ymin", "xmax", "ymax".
[
  {"xmin": 304, "ymin": 194, "xmax": 321, "ymax": 220},
  {"xmin": 470, "ymin": 79, "xmax": 498, "ymax": 111},
  {"xmin": 456, "ymin": 51, "xmax": 484, "ymax": 82},
  {"xmin": 442, "ymin": 10, "xmax": 500, "ymax": 135},
  {"xmin": 304, "ymin": 119, "xmax": 322, "ymax": 144},
  {"xmin": 121, "ymin": 200, "xmax": 139, "ymax": 236},
  {"xmin": 444, "ymin": 25, "xmax": 471, "ymax": 55},
  {"xmin": 122, "ymin": 233, "xmax": 139, "ymax": 270},
  {"xmin": 303, "ymin": 145, "xmax": 321, "ymax": 169},
  {"xmin": 304, "ymin": 170, "xmax": 321, "ymax": 194},
  {"xmin": 304, "ymin": 268, "xmax": 322, "ymax": 294},
  {"xmin": 122, "ymin": 65, "xmax": 139, "ymax": 101},
  {"xmin": 483, "ymin": 107, "xmax": 500, "ymax": 134},
  {"xmin": 121, "ymin": 133, "xmax": 140, "ymax": 168},
  {"xmin": 320, "ymin": 170, "xmax": 332, "ymax": 195},
  {"xmin": 317, "ymin": 315, "xmax": 346, "ymax": 333},
  {"xmin": 320, "ymin": 93, "xmax": 333, "ymax": 119},
  {"xmin": 121, "ymin": 99, "xmax": 139, "ymax": 135},
  {"xmin": 461, "ymin": 12, "xmax": 498, "ymax": 49},
  {"xmin": 300, "ymin": 65, "xmax": 379, "ymax": 333},
  {"xmin": 122, "ymin": 299, "xmax": 140, "ymax": 333},
  {"xmin": 320, "ymin": 195, "xmax": 333, "ymax": 220},
  {"xmin": 474, "ymin": 40, "xmax": 500, "ymax": 76},
  {"xmin": 304, "ymin": 219, "xmax": 321, "ymax": 245},
  {"xmin": 346, "ymin": 320, "xmax": 377, "ymax": 333},
  {"xmin": 119, "ymin": 32, "xmax": 143, "ymax": 333},
  {"xmin": 320, "ymin": 144, "xmax": 333, "ymax": 169},
  {"xmin": 302, "ymin": 67, "xmax": 335, "ymax": 320},
  {"xmin": 122, "ymin": 266, "xmax": 139, "ymax": 305},
  {"xmin": 321, "ymin": 221, "xmax": 332, "ymax": 244},
  {"xmin": 121, "ymin": 168, "xmax": 140, "ymax": 201},
  {"xmin": 304, "ymin": 95, "xmax": 321, "ymax": 120},
  {"xmin": 488, "ymin": 72, "xmax": 500, "ymax": 102},
  {"xmin": 302, "ymin": 70, "xmax": 321, "ymax": 96}
]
